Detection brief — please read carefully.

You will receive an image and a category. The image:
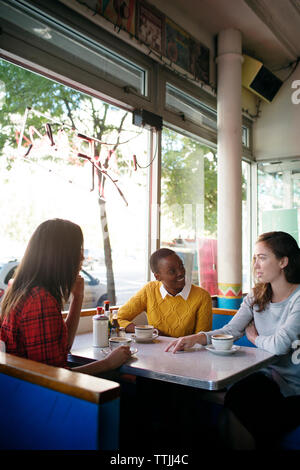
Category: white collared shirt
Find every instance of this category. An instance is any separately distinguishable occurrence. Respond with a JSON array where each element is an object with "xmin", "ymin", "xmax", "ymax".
[{"xmin": 159, "ymin": 281, "xmax": 192, "ymax": 300}]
